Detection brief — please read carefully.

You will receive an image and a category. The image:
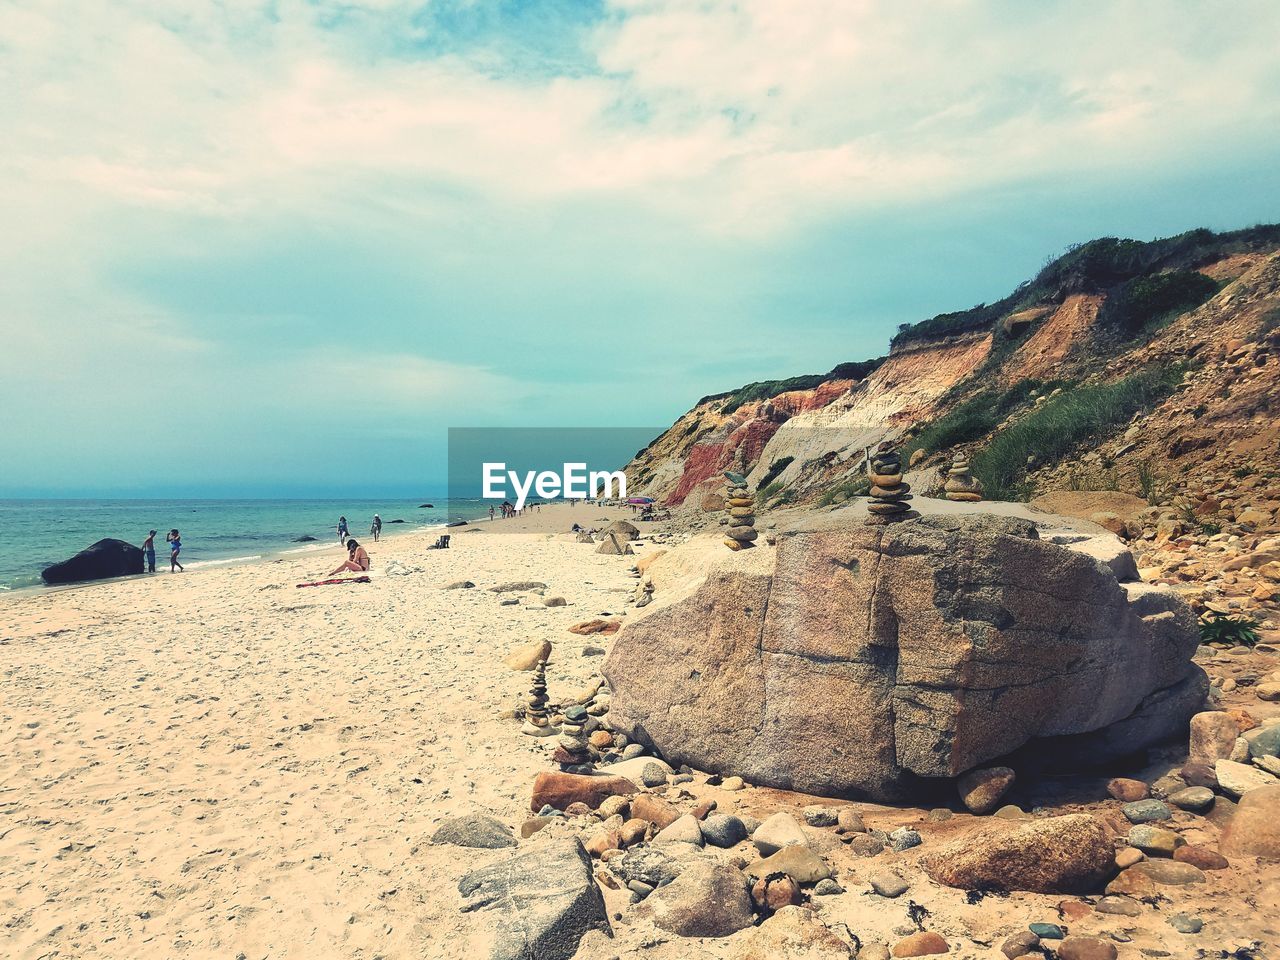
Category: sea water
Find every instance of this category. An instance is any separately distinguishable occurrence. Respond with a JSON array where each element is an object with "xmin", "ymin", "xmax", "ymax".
[{"xmin": 0, "ymin": 498, "xmax": 485, "ymax": 591}]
